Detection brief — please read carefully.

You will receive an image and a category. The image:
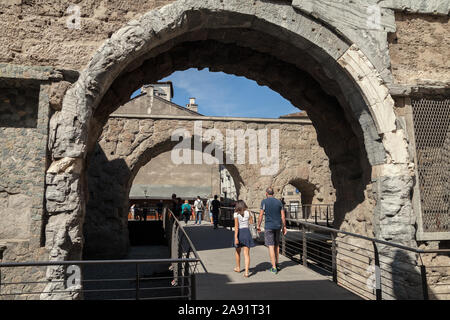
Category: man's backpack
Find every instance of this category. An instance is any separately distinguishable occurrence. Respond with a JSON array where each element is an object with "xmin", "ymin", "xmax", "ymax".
[{"xmin": 183, "ymin": 206, "xmax": 190, "ymax": 215}]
